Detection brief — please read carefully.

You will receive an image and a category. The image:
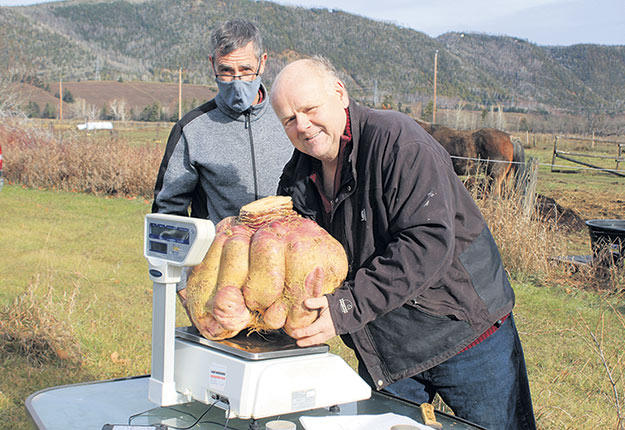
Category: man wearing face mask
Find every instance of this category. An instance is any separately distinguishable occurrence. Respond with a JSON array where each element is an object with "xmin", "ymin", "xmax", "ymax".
[{"xmin": 152, "ymin": 19, "xmax": 293, "ymax": 308}]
